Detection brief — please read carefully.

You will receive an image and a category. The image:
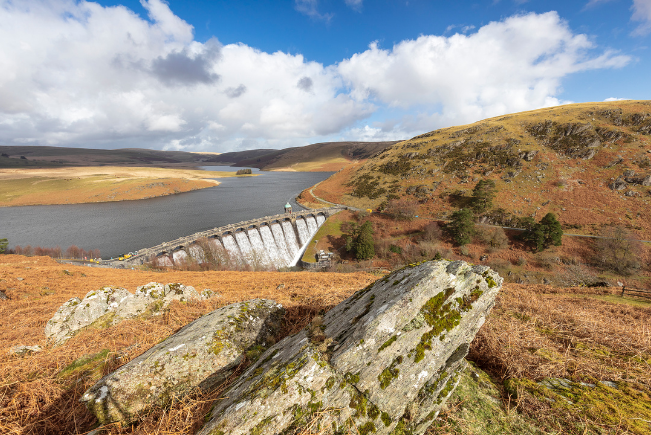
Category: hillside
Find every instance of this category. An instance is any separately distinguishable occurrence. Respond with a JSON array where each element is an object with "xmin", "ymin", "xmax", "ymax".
[
  {"xmin": 1, "ymin": 255, "xmax": 650, "ymax": 435},
  {"xmin": 0, "ymin": 141, "xmax": 400, "ymax": 172},
  {"xmin": 313, "ymin": 101, "xmax": 651, "ymax": 239},
  {"xmin": 210, "ymin": 141, "xmax": 401, "ymax": 171}
]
